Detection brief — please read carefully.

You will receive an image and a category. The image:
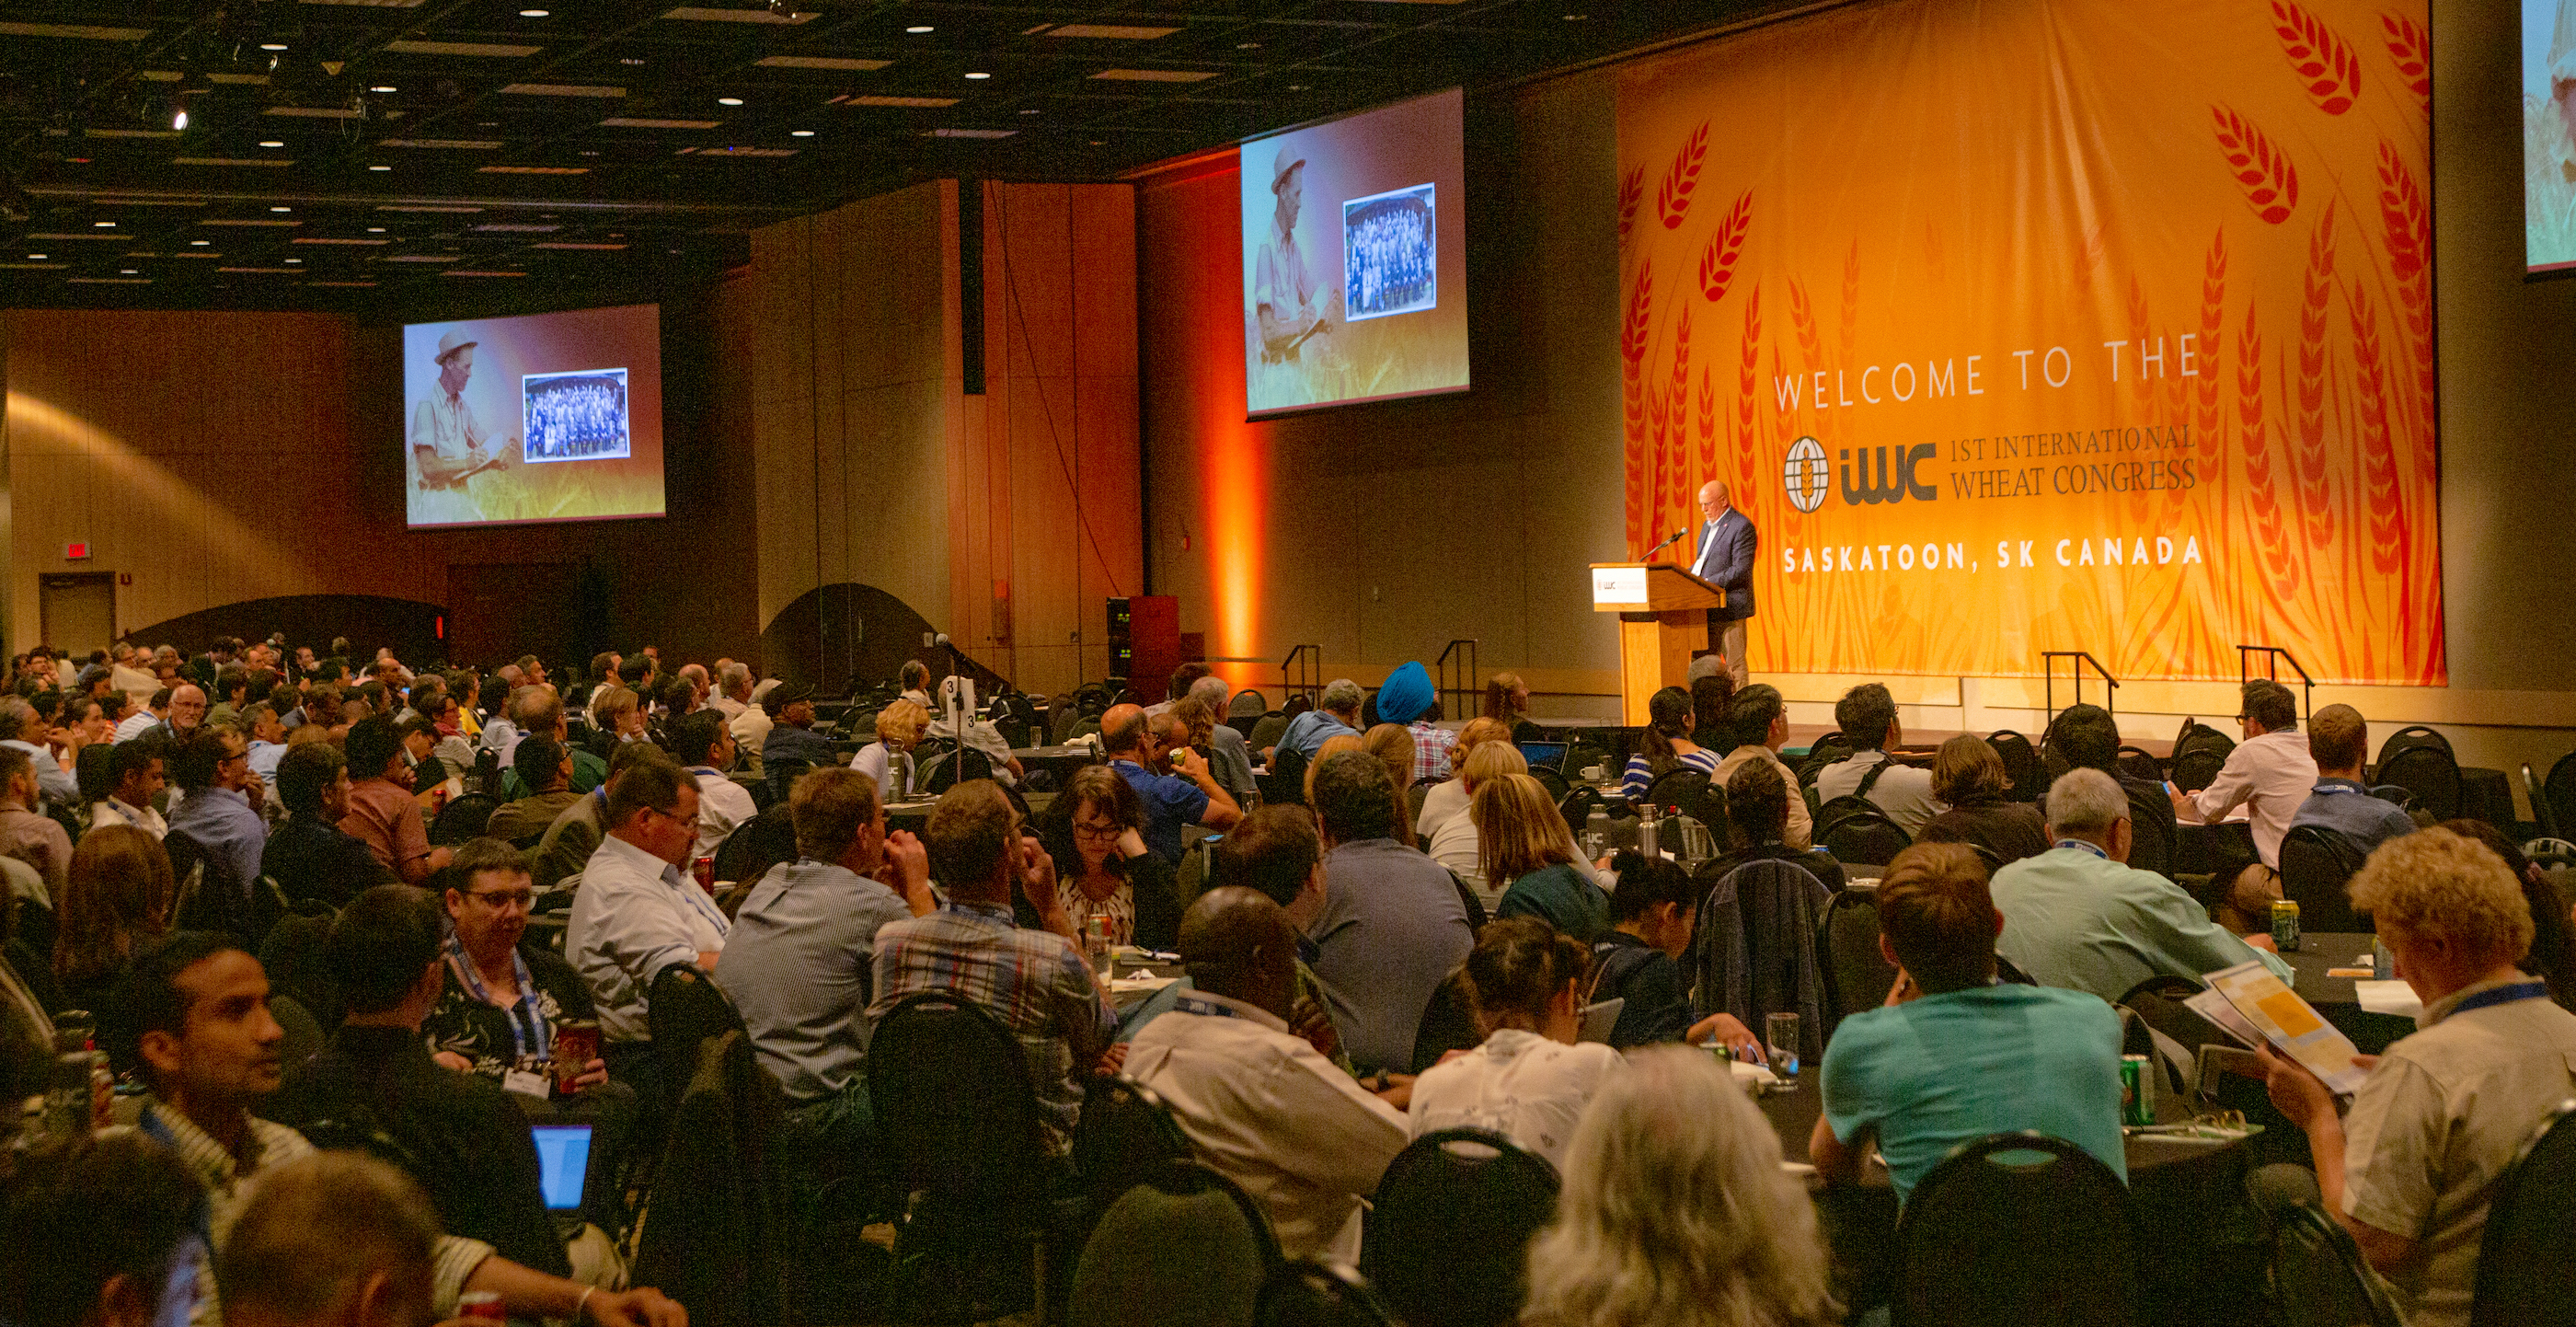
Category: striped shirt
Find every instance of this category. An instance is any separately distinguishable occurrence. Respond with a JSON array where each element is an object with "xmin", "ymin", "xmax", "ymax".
[
  {"xmin": 141, "ymin": 1099, "xmax": 492, "ymax": 1327},
  {"xmin": 867, "ymin": 899, "xmax": 1118, "ymax": 1155},
  {"xmin": 1622, "ymin": 746, "xmax": 1720, "ymax": 802}
]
